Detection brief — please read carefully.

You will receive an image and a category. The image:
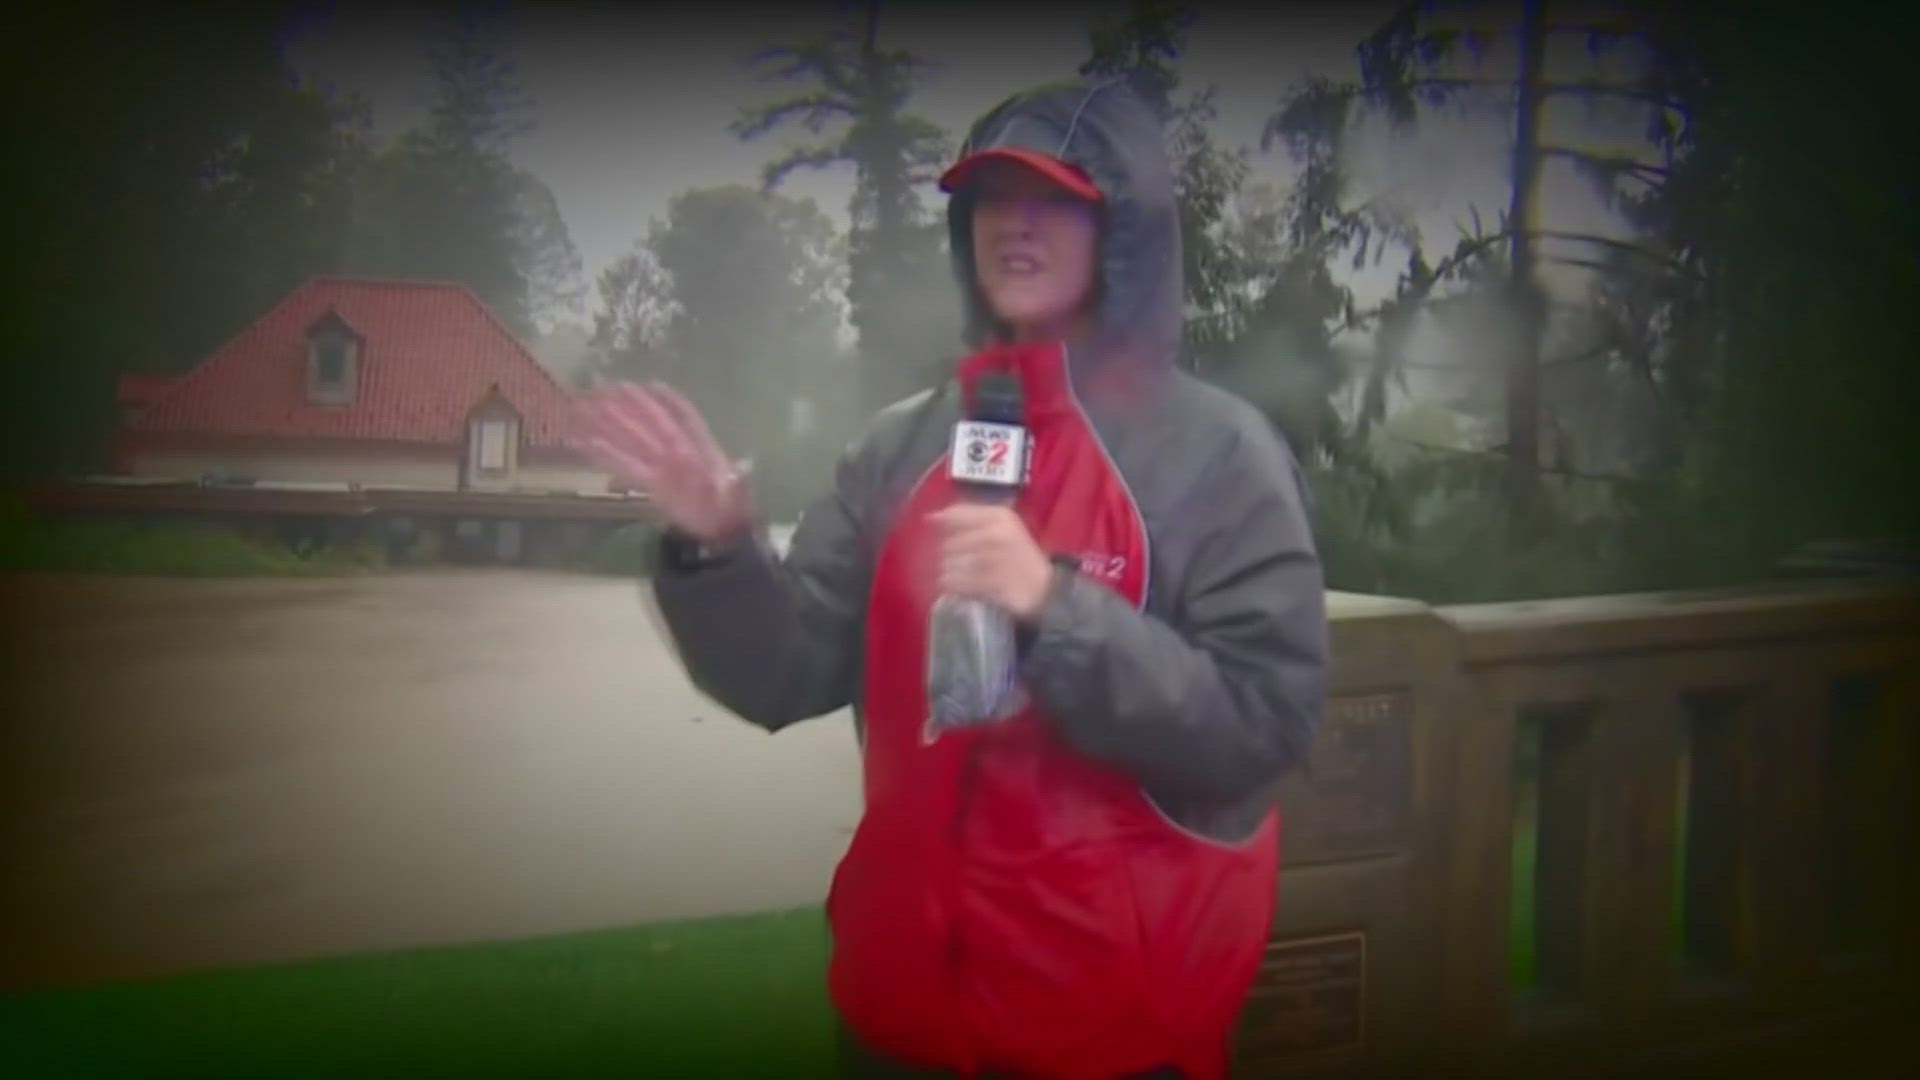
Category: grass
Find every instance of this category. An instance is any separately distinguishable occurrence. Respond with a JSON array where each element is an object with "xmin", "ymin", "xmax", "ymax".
[
  {"xmin": 0, "ymin": 501, "xmax": 380, "ymax": 577},
  {"xmin": 0, "ymin": 820, "xmax": 1837, "ymax": 1078},
  {"xmin": 0, "ymin": 907, "xmax": 839, "ymax": 1080},
  {"xmin": 1509, "ymin": 792, "xmax": 1541, "ymax": 991}
]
